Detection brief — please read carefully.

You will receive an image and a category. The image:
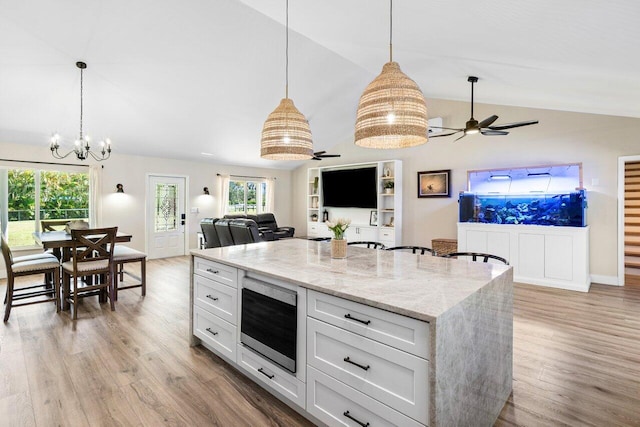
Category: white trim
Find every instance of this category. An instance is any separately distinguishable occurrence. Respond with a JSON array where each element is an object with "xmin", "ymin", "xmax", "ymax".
[
  {"xmin": 618, "ymin": 155, "xmax": 640, "ymax": 286},
  {"xmin": 514, "ymin": 275, "xmax": 591, "ymax": 292},
  {"xmin": 590, "ymin": 274, "xmax": 619, "ymax": 286}
]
